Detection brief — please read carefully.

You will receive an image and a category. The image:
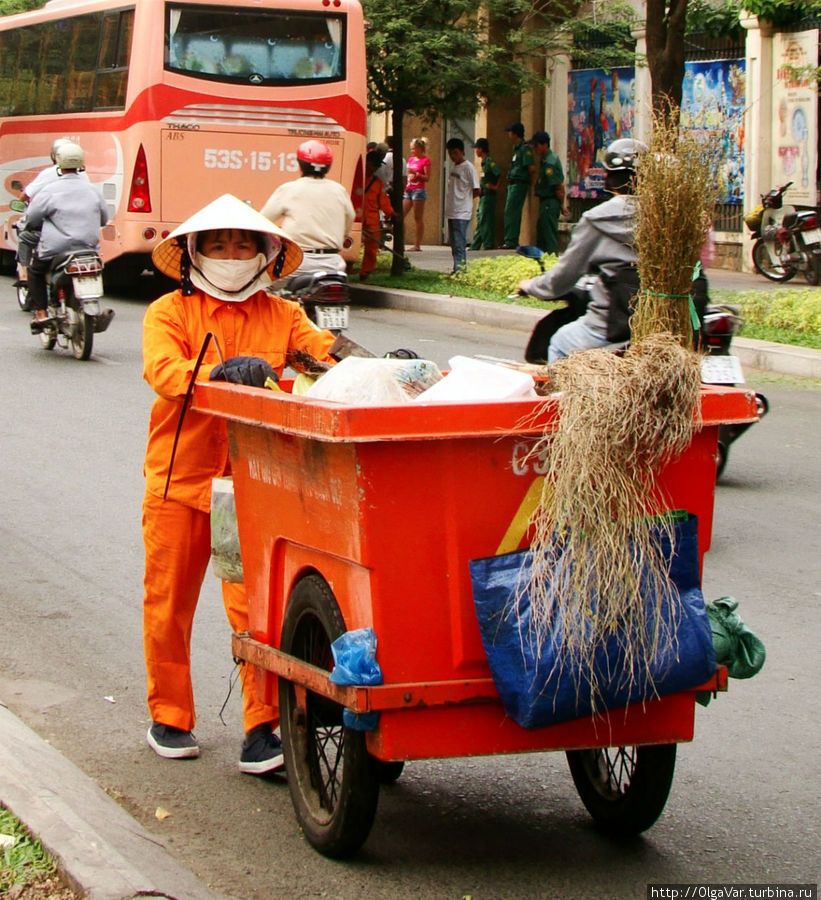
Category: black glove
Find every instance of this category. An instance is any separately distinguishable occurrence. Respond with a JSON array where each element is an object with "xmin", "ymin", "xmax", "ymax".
[
  {"xmin": 383, "ymin": 348, "xmax": 419, "ymax": 360},
  {"xmin": 210, "ymin": 356, "xmax": 278, "ymax": 387}
]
